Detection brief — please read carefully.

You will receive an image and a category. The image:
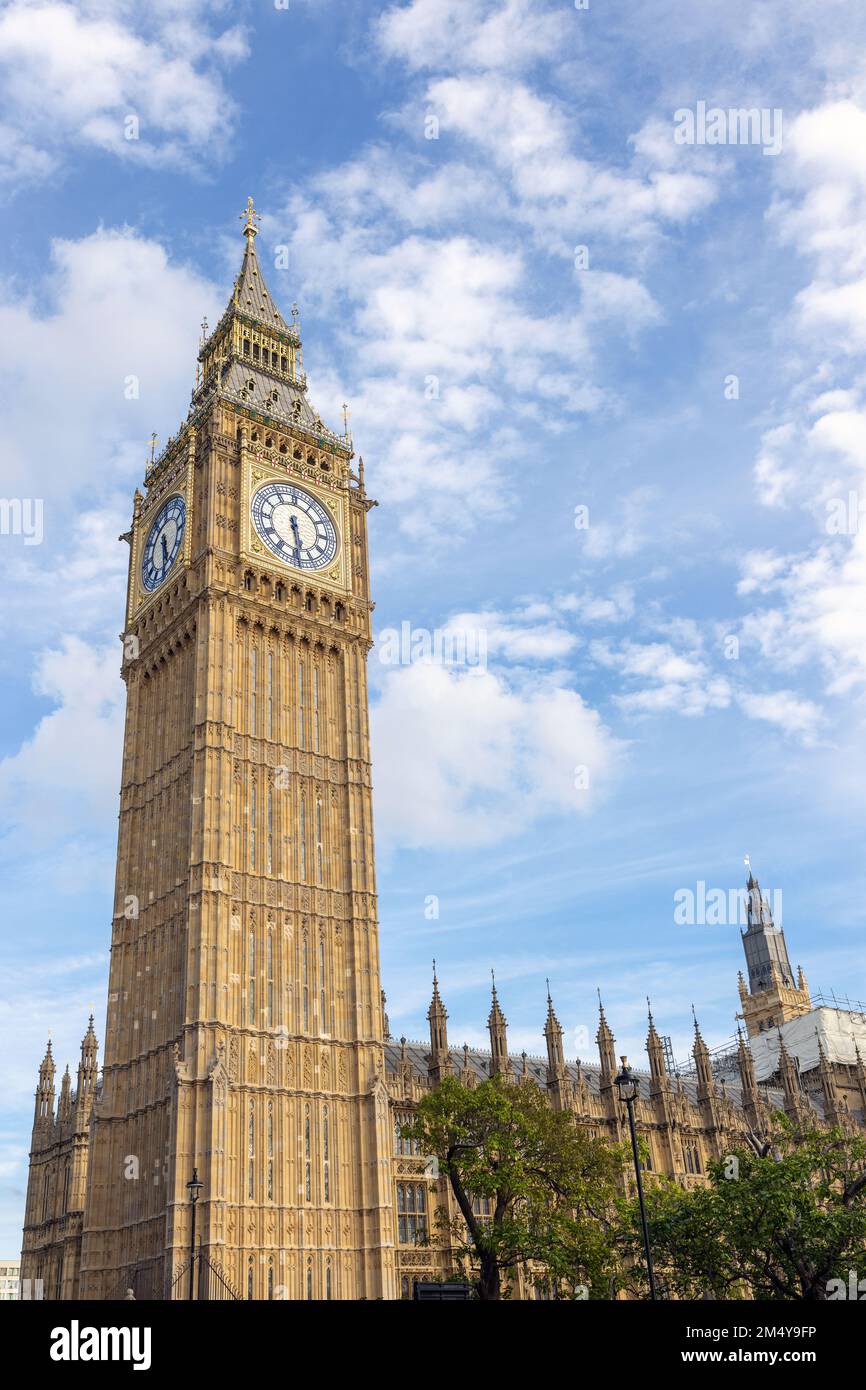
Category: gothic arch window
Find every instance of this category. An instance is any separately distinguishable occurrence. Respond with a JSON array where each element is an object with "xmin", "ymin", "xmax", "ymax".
[
  {"xmin": 248, "ymin": 927, "xmax": 256, "ymax": 1025},
  {"xmin": 279, "ymin": 441, "xmax": 287, "ymax": 454},
  {"xmin": 267, "ymin": 926, "xmax": 274, "ymax": 1023},
  {"xmin": 320, "ymin": 459, "xmax": 330, "ymax": 472},
  {"xmin": 298, "ymin": 658, "xmax": 306, "ymax": 747},
  {"xmin": 243, "ymin": 338, "xmax": 250, "ymax": 357},
  {"xmin": 267, "ymin": 1102, "xmax": 274, "ymax": 1201},
  {"xmin": 302, "ymin": 931, "xmax": 309, "ymax": 1030},
  {"xmin": 305, "ymin": 593, "xmax": 314, "ymax": 613},
  {"xmin": 251, "ymin": 430, "xmax": 259, "ymax": 442},
  {"xmin": 267, "ymin": 787, "xmax": 274, "ymax": 876},
  {"xmin": 300, "ymin": 793, "xmax": 307, "ymax": 883},
  {"xmin": 253, "ymin": 343, "xmax": 260, "ymax": 362},
  {"xmin": 307, "ymin": 1263, "xmax": 313, "ymax": 1301},
  {"xmin": 275, "ymin": 582, "xmax": 285, "ymax": 602},
  {"xmin": 322, "ymin": 1105, "xmax": 330, "ymax": 1203},
  {"xmin": 265, "ymin": 435, "xmax": 274, "ymax": 449},
  {"xmin": 248, "ymin": 1101, "xmax": 255, "ymax": 1198},
  {"xmin": 243, "ymin": 570, "xmax": 254, "ymax": 593},
  {"xmin": 247, "ymin": 1262, "xmax": 254, "ymax": 1300},
  {"xmin": 319, "ymin": 936, "xmax": 326, "ymax": 1032},
  {"xmin": 268, "ymin": 1266, "xmax": 274, "ymax": 1300},
  {"xmin": 326, "ymin": 1263, "xmax": 332, "ymax": 1301},
  {"xmin": 251, "ymin": 644, "xmax": 258, "ymax": 734},
  {"xmin": 304, "ymin": 1104, "xmax": 312, "ymax": 1201},
  {"xmin": 335, "ymin": 603, "xmax": 345, "ymax": 623},
  {"xmin": 401, "ymin": 1276, "xmax": 410, "ymax": 1300},
  {"xmin": 293, "ymin": 446, "xmax": 302, "ymax": 459},
  {"xmin": 267, "ymin": 649, "xmax": 274, "ymax": 741},
  {"xmin": 281, "ymin": 355, "xmax": 288, "ymax": 373},
  {"xmin": 316, "ymin": 798, "xmax": 324, "ymax": 884},
  {"xmin": 313, "ymin": 666, "xmax": 320, "ymax": 752}
]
